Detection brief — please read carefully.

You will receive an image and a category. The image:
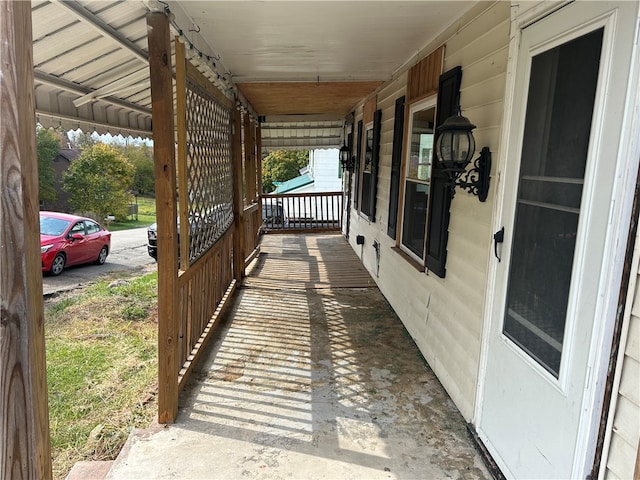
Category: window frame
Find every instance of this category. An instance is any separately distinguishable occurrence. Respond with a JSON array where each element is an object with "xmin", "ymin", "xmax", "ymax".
[
  {"xmin": 69, "ymin": 221, "xmax": 86, "ymax": 237},
  {"xmin": 358, "ymin": 120, "xmax": 375, "ymax": 219},
  {"xmin": 399, "ymin": 95, "xmax": 438, "ymax": 264},
  {"xmin": 356, "ymin": 109, "xmax": 382, "ymax": 222}
]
